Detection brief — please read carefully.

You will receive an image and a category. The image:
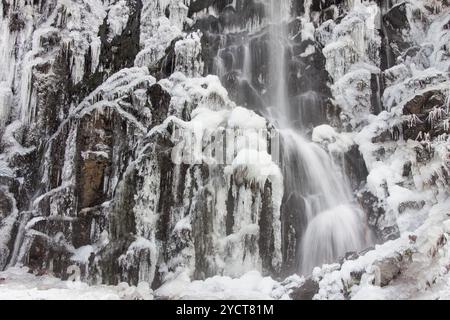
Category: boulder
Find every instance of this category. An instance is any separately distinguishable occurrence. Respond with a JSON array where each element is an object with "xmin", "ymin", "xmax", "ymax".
[
  {"xmin": 403, "ymin": 90, "xmax": 446, "ymax": 115},
  {"xmin": 373, "ymin": 252, "xmax": 412, "ymax": 286},
  {"xmin": 398, "ymin": 200, "xmax": 426, "ymax": 214},
  {"xmin": 358, "ymin": 191, "xmax": 400, "ymax": 241},
  {"xmin": 382, "ymin": 2, "xmax": 413, "ymax": 62},
  {"xmin": 344, "ymin": 145, "xmax": 369, "ymax": 191},
  {"xmin": 290, "ymin": 278, "xmax": 320, "ymax": 300}
]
